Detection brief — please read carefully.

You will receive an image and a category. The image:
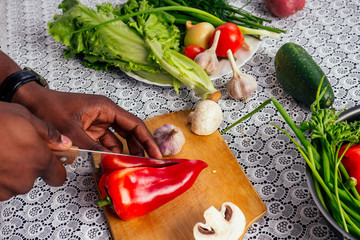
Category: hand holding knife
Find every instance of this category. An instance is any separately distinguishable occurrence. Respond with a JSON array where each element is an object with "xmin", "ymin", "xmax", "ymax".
[{"xmin": 53, "ymin": 147, "xmax": 178, "ymax": 168}]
